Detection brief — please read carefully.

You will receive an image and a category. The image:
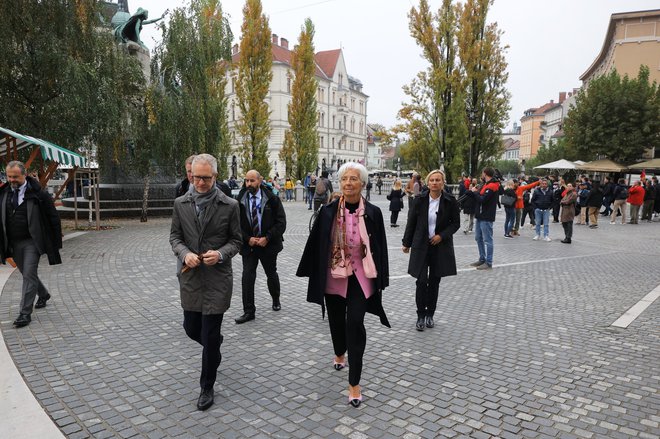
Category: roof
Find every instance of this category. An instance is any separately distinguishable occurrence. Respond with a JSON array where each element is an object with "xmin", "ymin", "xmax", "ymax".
[
  {"xmin": 628, "ymin": 158, "xmax": 660, "ymax": 170},
  {"xmin": 0, "ymin": 126, "xmax": 87, "ymax": 167},
  {"xmin": 231, "ymin": 45, "xmax": 330, "ymax": 80},
  {"xmin": 576, "ymin": 159, "xmax": 627, "ymax": 172},
  {"xmin": 580, "ymin": 9, "xmax": 660, "ymax": 81},
  {"xmin": 314, "ymin": 49, "xmax": 341, "ymax": 78}
]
